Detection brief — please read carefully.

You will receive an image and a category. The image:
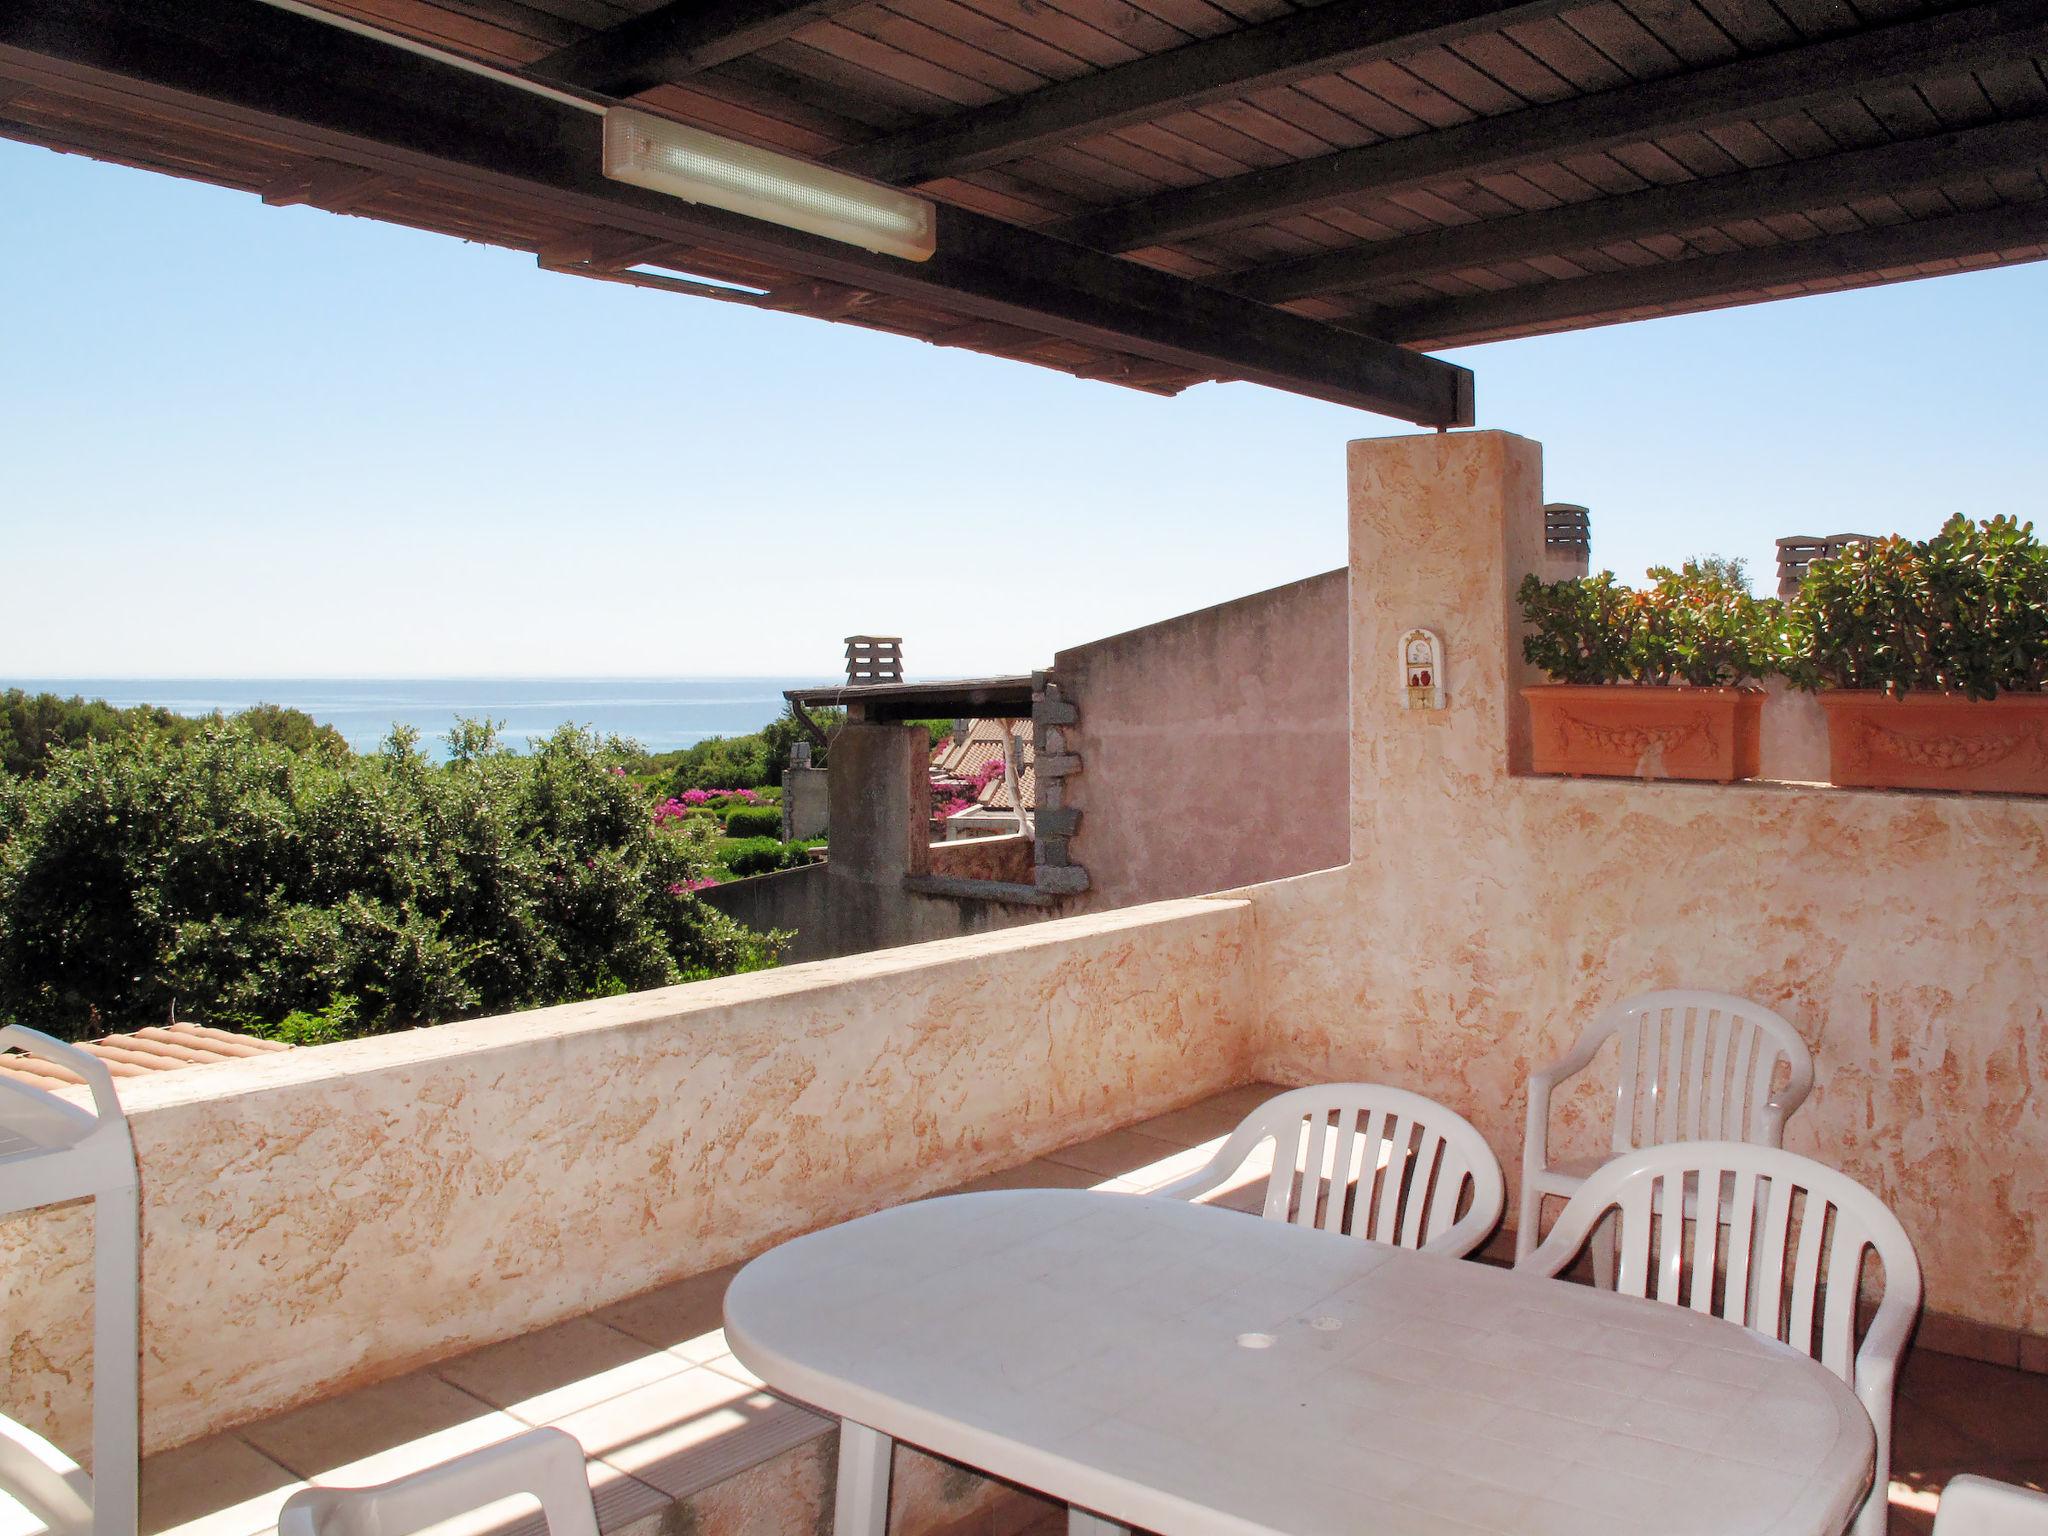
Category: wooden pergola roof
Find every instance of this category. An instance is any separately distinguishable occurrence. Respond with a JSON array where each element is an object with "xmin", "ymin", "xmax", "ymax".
[{"xmin": 3, "ymin": 0, "xmax": 2044, "ymax": 425}]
